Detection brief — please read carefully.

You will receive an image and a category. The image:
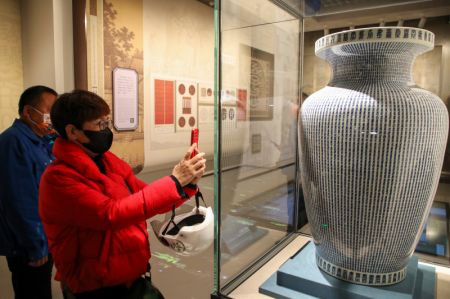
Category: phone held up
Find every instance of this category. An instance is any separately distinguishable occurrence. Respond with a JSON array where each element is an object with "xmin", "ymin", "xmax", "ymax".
[{"xmin": 190, "ymin": 128, "xmax": 199, "ymax": 159}]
